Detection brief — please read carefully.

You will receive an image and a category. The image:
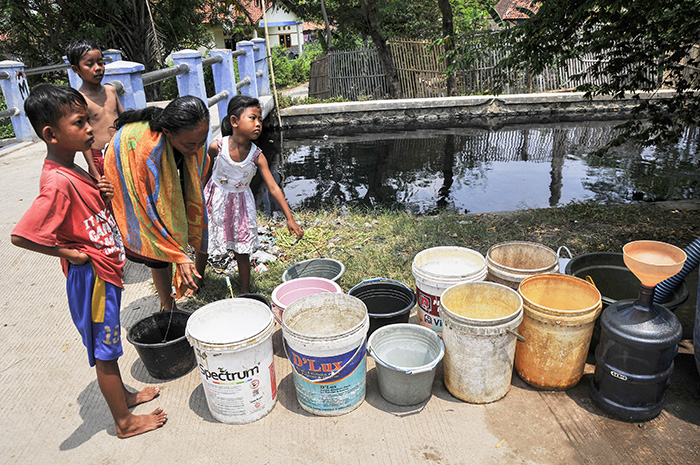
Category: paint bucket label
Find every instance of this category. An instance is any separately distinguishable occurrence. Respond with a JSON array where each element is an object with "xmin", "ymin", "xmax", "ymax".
[
  {"xmin": 287, "ymin": 342, "xmax": 366, "ymax": 413},
  {"xmin": 417, "ymin": 286, "xmax": 443, "ymax": 334},
  {"xmin": 194, "ymin": 343, "xmax": 276, "ymax": 422}
]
